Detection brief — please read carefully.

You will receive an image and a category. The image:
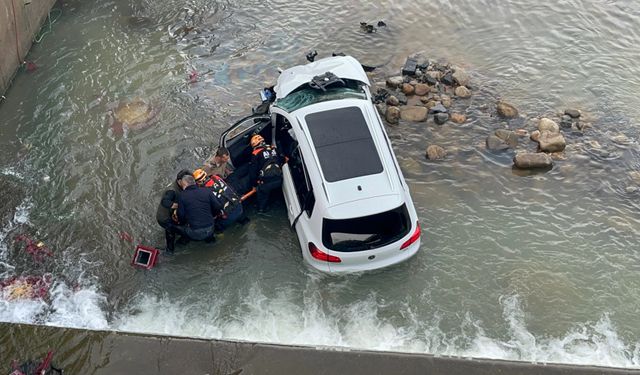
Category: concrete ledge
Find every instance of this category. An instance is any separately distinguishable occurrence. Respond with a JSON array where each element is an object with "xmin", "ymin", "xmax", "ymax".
[
  {"xmin": 1, "ymin": 323, "xmax": 638, "ymax": 375},
  {"xmin": 0, "ymin": 0, "xmax": 56, "ymax": 96}
]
